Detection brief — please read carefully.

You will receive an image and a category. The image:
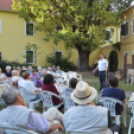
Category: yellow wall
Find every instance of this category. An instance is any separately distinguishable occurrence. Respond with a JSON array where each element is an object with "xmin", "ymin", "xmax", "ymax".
[{"xmin": 0, "ymin": 11, "xmax": 119, "ymax": 67}]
